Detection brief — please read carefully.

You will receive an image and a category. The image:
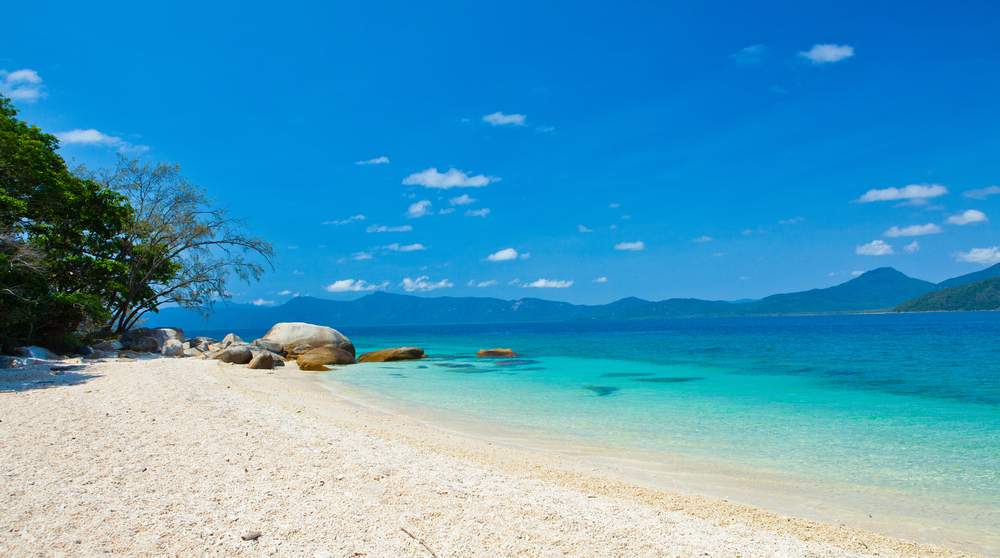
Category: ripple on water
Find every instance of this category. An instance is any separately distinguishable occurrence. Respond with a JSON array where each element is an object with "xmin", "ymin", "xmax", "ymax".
[{"xmin": 634, "ymin": 376, "xmax": 704, "ymax": 384}]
